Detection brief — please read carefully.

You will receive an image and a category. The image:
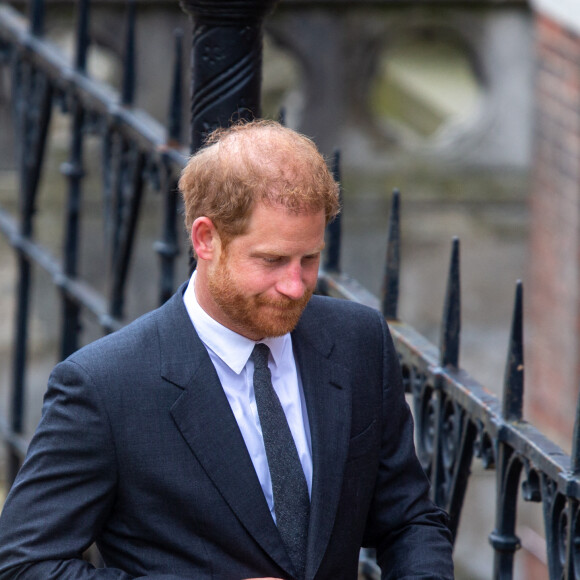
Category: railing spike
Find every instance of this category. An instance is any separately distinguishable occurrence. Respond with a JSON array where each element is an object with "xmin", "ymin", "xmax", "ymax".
[
  {"xmin": 167, "ymin": 28, "xmax": 183, "ymax": 145},
  {"xmin": 278, "ymin": 107, "xmax": 286, "ymax": 127},
  {"xmin": 323, "ymin": 149, "xmax": 342, "ymax": 273},
  {"xmin": 381, "ymin": 188, "xmax": 400, "ymax": 320},
  {"xmin": 439, "ymin": 237, "xmax": 461, "ymax": 367},
  {"xmin": 121, "ymin": 0, "xmax": 137, "ymax": 106},
  {"xmin": 29, "ymin": 0, "xmax": 45, "ymax": 36},
  {"xmin": 74, "ymin": 0, "xmax": 90, "ymax": 73},
  {"xmin": 502, "ymin": 280, "xmax": 524, "ymax": 421}
]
